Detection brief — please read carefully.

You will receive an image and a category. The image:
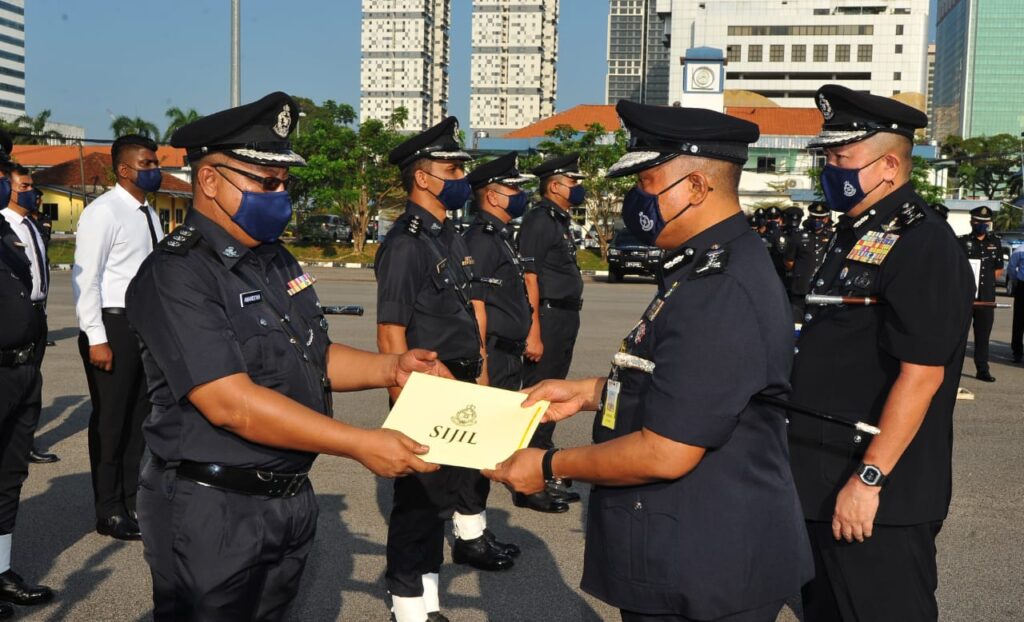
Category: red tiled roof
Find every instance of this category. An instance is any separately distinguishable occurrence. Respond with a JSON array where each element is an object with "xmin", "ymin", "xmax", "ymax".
[
  {"xmin": 32, "ymin": 152, "xmax": 191, "ymax": 193},
  {"xmin": 504, "ymin": 105, "xmax": 621, "ymax": 138},
  {"xmin": 11, "ymin": 144, "xmax": 188, "ymax": 168}
]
